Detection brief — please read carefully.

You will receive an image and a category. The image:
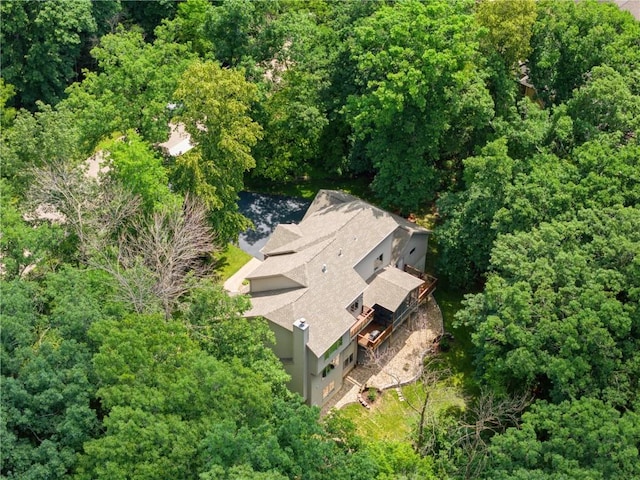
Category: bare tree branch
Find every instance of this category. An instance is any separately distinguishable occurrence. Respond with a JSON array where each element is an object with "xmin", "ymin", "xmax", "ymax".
[
  {"xmin": 28, "ymin": 163, "xmax": 217, "ymax": 317},
  {"xmin": 115, "ymin": 195, "xmax": 217, "ymax": 317},
  {"xmin": 453, "ymin": 389, "xmax": 533, "ymax": 480},
  {"xmin": 27, "ymin": 162, "xmax": 140, "ymax": 257}
]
